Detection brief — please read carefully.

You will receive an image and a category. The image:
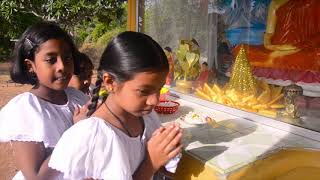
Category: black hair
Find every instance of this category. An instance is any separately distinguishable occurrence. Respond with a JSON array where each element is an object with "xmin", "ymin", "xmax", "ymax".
[
  {"xmin": 164, "ymin": 46, "xmax": 172, "ymax": 52},
  {"xmin": 77, "ymin": 51, "xmax": 94, "ymax": 71},
  {"xmin": 10, "ymin": 21, "xmax": 79, "ymax": 85},
  {"xmin": 202, "ymin": 62, "xmax": 208, "ymax": 66},
  {"xmin": 87, "ymin": 31, "xmax": 169, "ymax": 116}
]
